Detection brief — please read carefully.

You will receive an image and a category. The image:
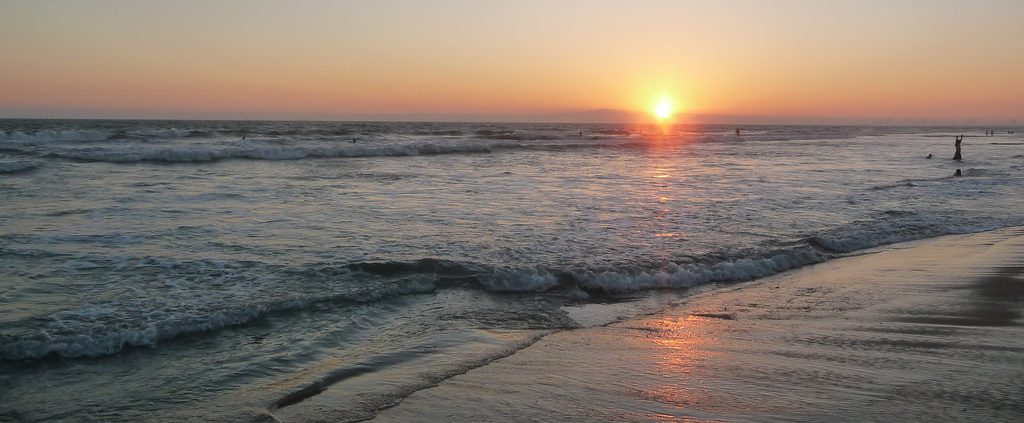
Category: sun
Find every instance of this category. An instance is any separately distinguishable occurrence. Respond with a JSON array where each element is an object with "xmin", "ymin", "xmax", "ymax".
[{"xmin": 653, "ymin": 97, "xmax": 674, "ymax": 121}]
